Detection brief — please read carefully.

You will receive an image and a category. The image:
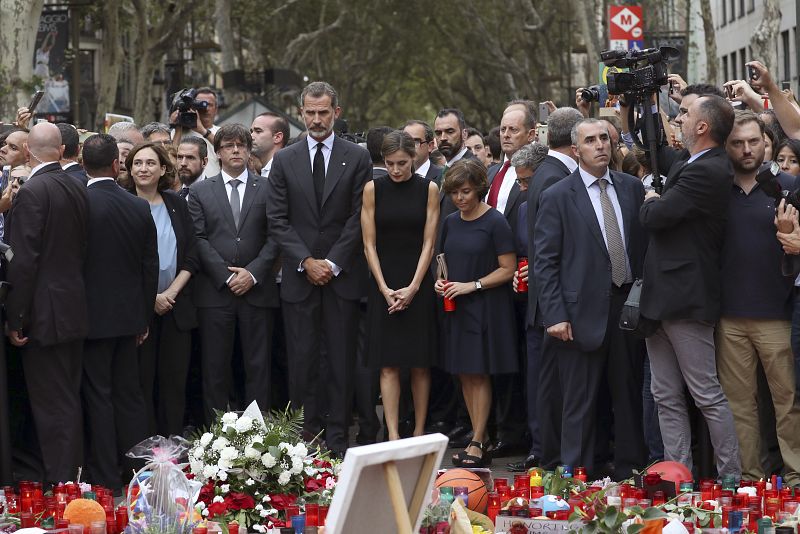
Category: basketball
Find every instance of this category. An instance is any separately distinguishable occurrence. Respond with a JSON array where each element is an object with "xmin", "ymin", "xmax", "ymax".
[
  {"xmin": 648, "ymin": 461, "xmax": 693, "ymax": 494},
  {"xmin": 435, "ymin": 468, "xmax": 488, "ymax": 513}
]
